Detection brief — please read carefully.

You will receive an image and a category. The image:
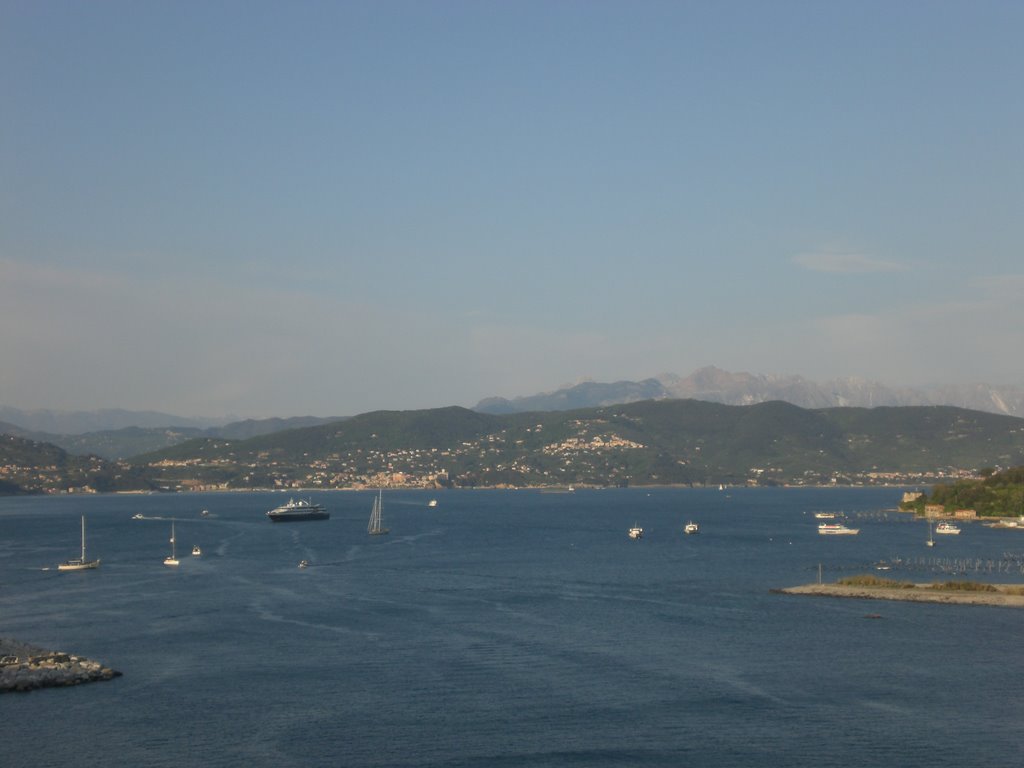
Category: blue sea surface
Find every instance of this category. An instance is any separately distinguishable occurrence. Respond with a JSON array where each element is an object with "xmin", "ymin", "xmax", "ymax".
[{"xmin": 2, "ymin": 487, "xmax": 1023, "ymax": 767}]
